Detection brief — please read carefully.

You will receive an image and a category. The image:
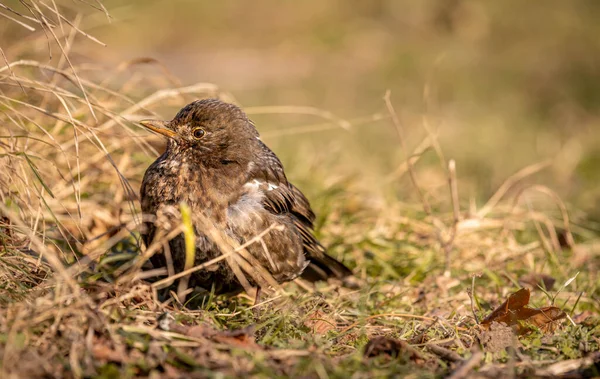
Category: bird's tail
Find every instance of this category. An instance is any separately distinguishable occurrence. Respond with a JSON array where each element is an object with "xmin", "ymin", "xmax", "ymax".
[{"xmin": 301, "ymin": 246, "xmax": 353, "ymax": 282}]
